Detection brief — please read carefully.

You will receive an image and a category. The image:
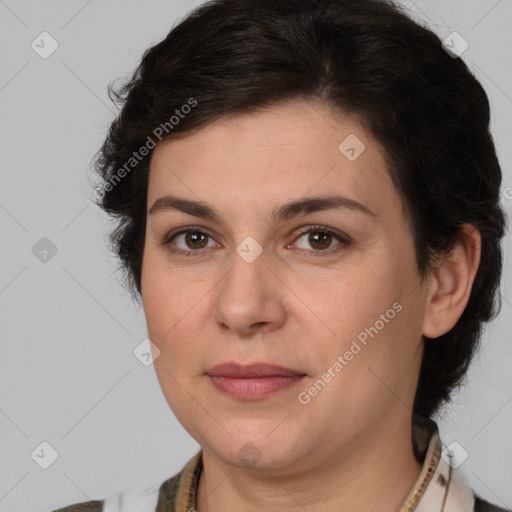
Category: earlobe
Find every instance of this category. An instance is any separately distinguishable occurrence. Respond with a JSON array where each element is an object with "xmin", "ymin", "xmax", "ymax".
[{"xmin": 421, "ymin": 224, "xmax": 481, "ymax": 339}]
